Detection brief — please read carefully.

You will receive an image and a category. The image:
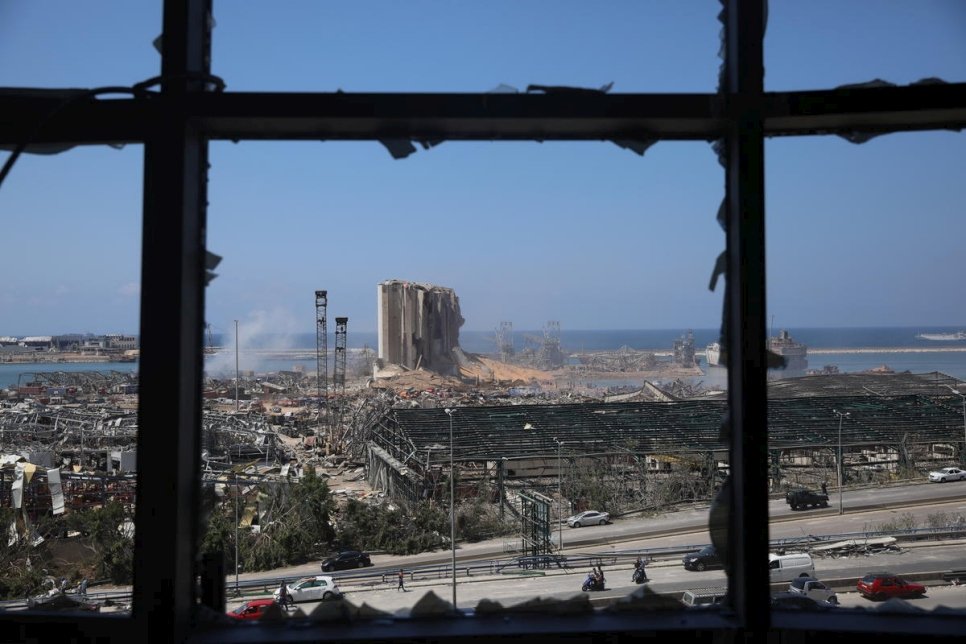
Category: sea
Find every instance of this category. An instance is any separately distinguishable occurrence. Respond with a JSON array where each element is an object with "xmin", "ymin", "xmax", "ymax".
[{"xmin": 2, "ymin": 326, "xmax": 965, "ymax": 390}]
